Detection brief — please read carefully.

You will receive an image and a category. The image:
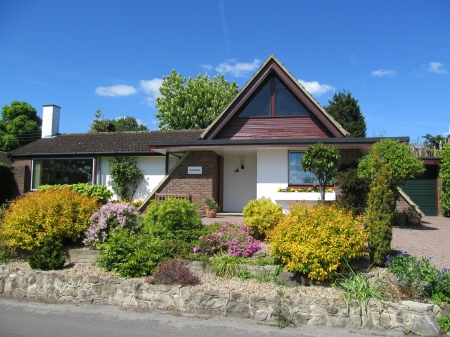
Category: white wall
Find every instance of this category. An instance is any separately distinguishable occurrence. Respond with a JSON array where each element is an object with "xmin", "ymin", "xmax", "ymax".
[
  {"xmin": 223, "ymin": 152, "xmax": 257, "ymax": 212},
  {"xmin": 98, "ymin": 156, "xmax": 166, "ymax": 201}
]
